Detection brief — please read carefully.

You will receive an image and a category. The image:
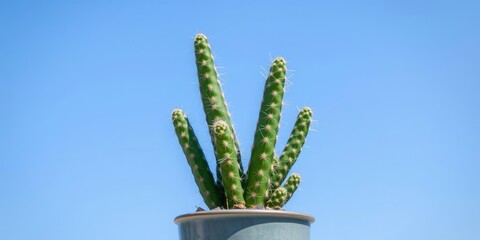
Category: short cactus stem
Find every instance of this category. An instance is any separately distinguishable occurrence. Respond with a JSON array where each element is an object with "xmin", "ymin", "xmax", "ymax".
[
  {"xmin": 245, "ymin": 57, "xmax": 287, "ymax": 208},
  {"xmin": 266, "ymin": 187, "xmax": 287, "ymax": 209},
  {"xmin": 271, "ymin": 107, "xmax": 312, "ymax": 192},
  {"xmin": 283, "ymin": 173, "xmax": 301, "ymax": 205},
  {"xmin": 212, "ymin": 120, "xmax": 246, "ymax": 209},
  {"xmin": 171, "ymin": 109, "xmax": 223, "ymax": 209},
  {"xmin": 194, "ymin": 34, "xmax": 246, "ymax": 186}
]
